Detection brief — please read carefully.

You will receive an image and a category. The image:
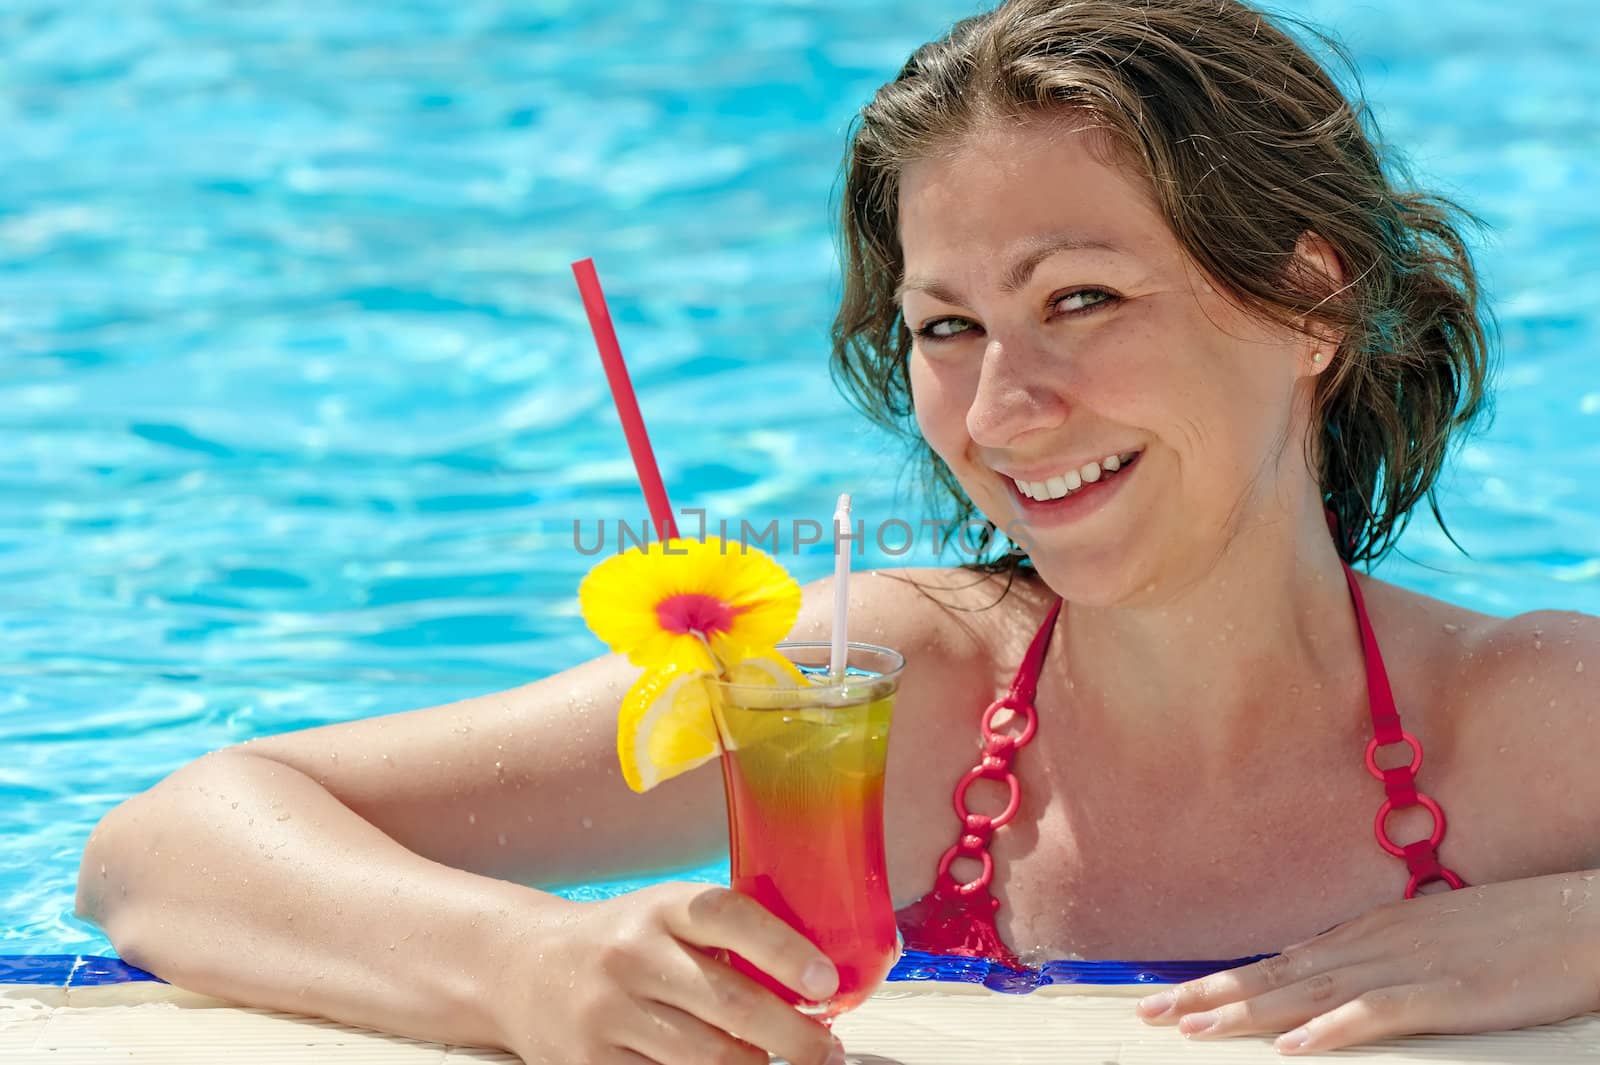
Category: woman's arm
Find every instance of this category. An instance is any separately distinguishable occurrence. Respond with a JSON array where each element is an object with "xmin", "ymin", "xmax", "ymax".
[
  {"xmin": 74, "ymin": 647, "xmax": 728, "ymax": 1052},
  {"xmin": 73, "ymin": 569, "xmax": 960, "ymax": 1062}
]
